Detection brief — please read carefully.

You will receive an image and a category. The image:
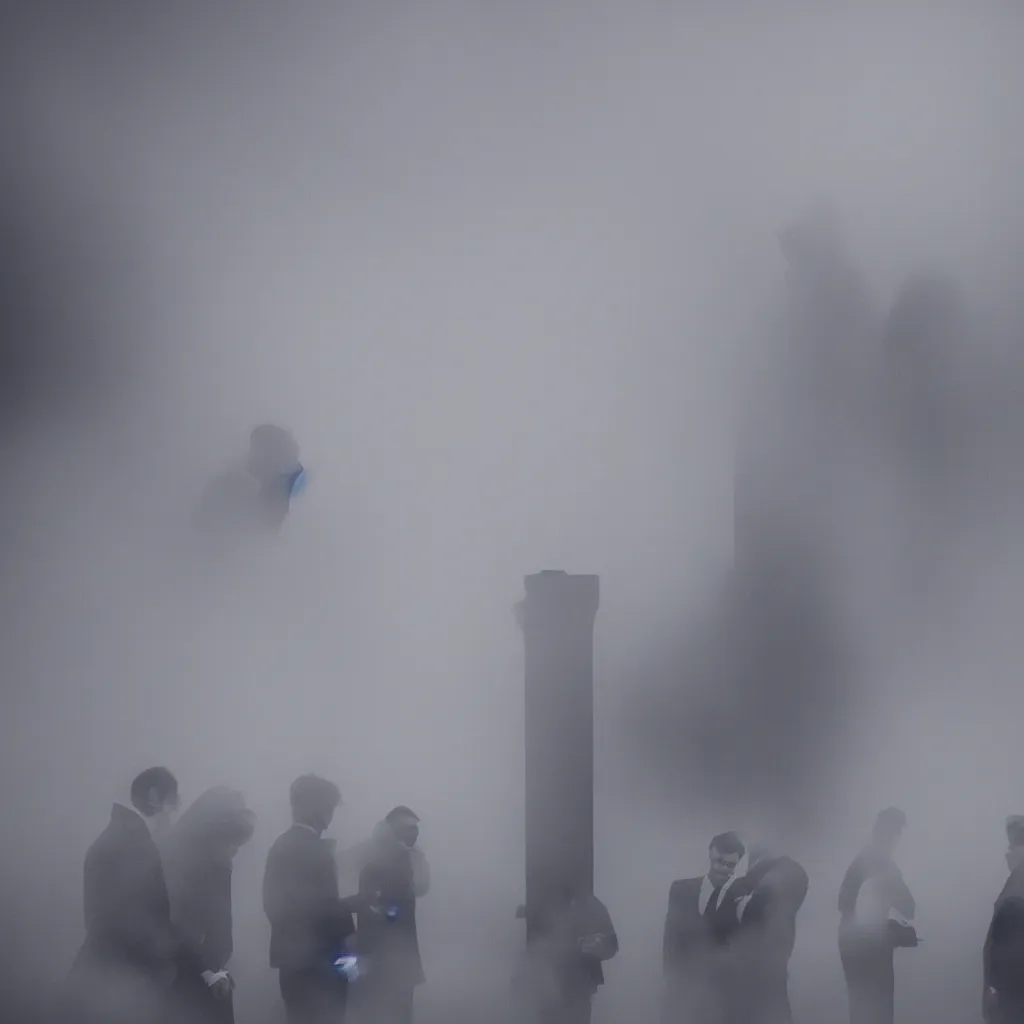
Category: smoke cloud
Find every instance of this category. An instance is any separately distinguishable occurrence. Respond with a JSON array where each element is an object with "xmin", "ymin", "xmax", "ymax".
[{"xmin": 2, "ymin": 3, "xmax": 1023, "ymax": 1023}]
